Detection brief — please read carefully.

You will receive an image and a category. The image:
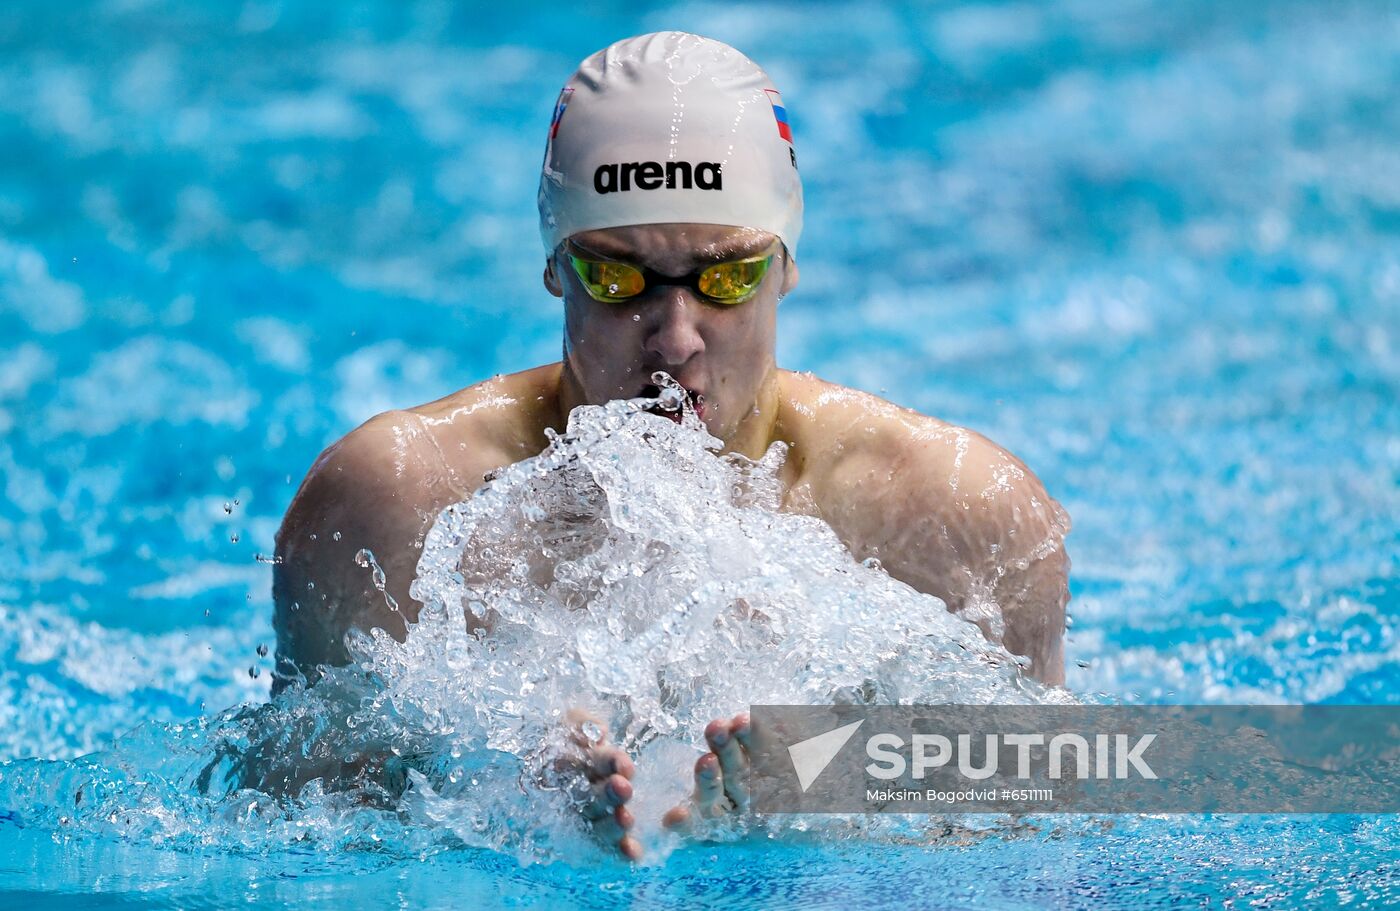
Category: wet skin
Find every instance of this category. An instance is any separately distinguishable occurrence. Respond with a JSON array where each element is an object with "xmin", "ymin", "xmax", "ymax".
[
  {"xmin": 273, "ymin": 222, "xmax": 1071, "ymax": 859},
  {"xmin": 556, "ymin": 708, "xmax": 643, "ymax": 860},
  {"xmin": 660, "ymin": 713, "xmax": 759, "ymax": 833}
]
